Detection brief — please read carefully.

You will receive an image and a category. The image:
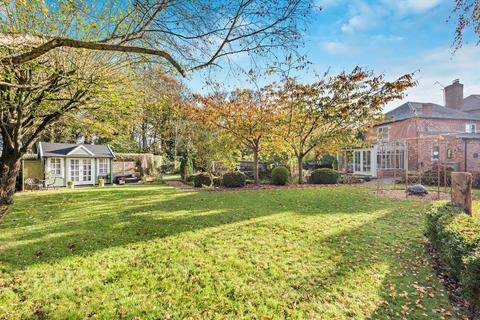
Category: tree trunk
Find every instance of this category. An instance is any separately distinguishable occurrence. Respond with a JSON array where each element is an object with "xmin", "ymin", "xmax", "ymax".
[
  {"xmin": 253, "ymin": 148, "xmax": 259, "ymax": 185},
  {"xmin": 141, "ymin": 122, "xmax": 148, "ymax": 152},
  {"xmin": 297, "ymin": 155, "xmax": 304, "ymax": 184},
  {"xmin": 0, "ymin": 148, "xmax": 22, "ymax": 205}
]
